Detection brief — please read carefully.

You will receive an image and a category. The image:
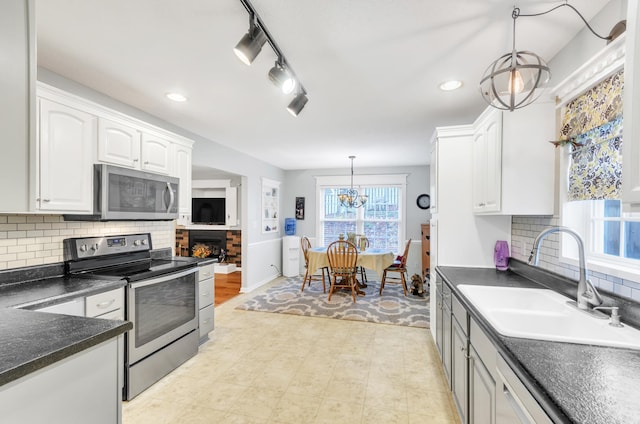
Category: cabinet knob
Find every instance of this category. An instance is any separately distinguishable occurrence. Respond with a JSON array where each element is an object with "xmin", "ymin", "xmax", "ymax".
[
  {"xmin": 133, "ymin": 158, "xmax": 139, "ymax": 162},
  {"xmin": 43, "ymin": 199, "xmax": 51, "ymax": 203}
]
